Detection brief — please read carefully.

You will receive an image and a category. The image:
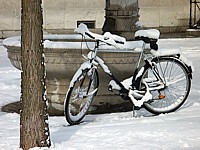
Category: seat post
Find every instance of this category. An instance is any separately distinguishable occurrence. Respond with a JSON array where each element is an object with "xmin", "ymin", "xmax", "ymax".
[{"xmin": 136, "ymin": 42, "xmax": 145, "ymax": 69}]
